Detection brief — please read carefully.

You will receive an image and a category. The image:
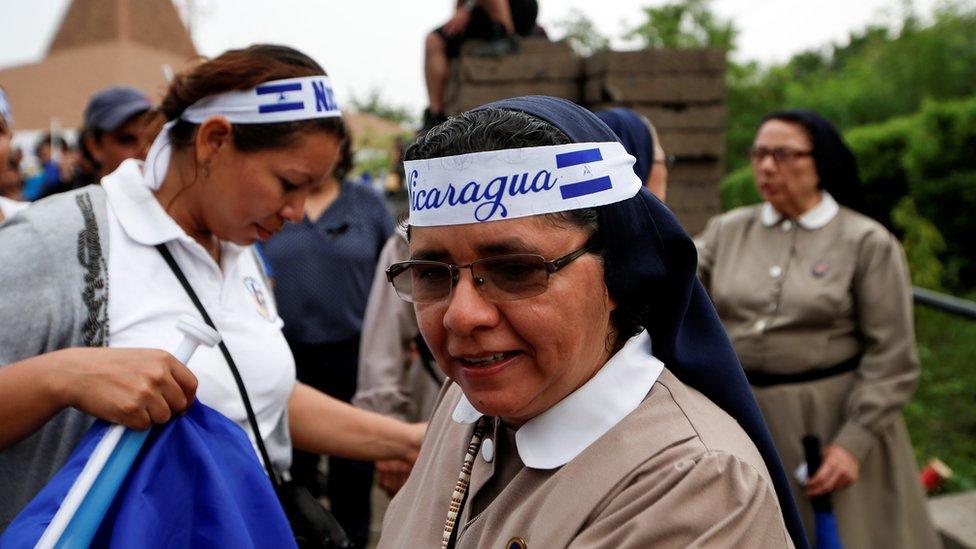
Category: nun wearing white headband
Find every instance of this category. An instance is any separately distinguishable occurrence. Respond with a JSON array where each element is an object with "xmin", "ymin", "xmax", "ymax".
[
  {"xmin": 378, "ymin": 96, "xmax": 807, "ymax": 549},
  {"xmin": 0, "ymin": 45, "xmax": 423, "ymax": 528}
]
